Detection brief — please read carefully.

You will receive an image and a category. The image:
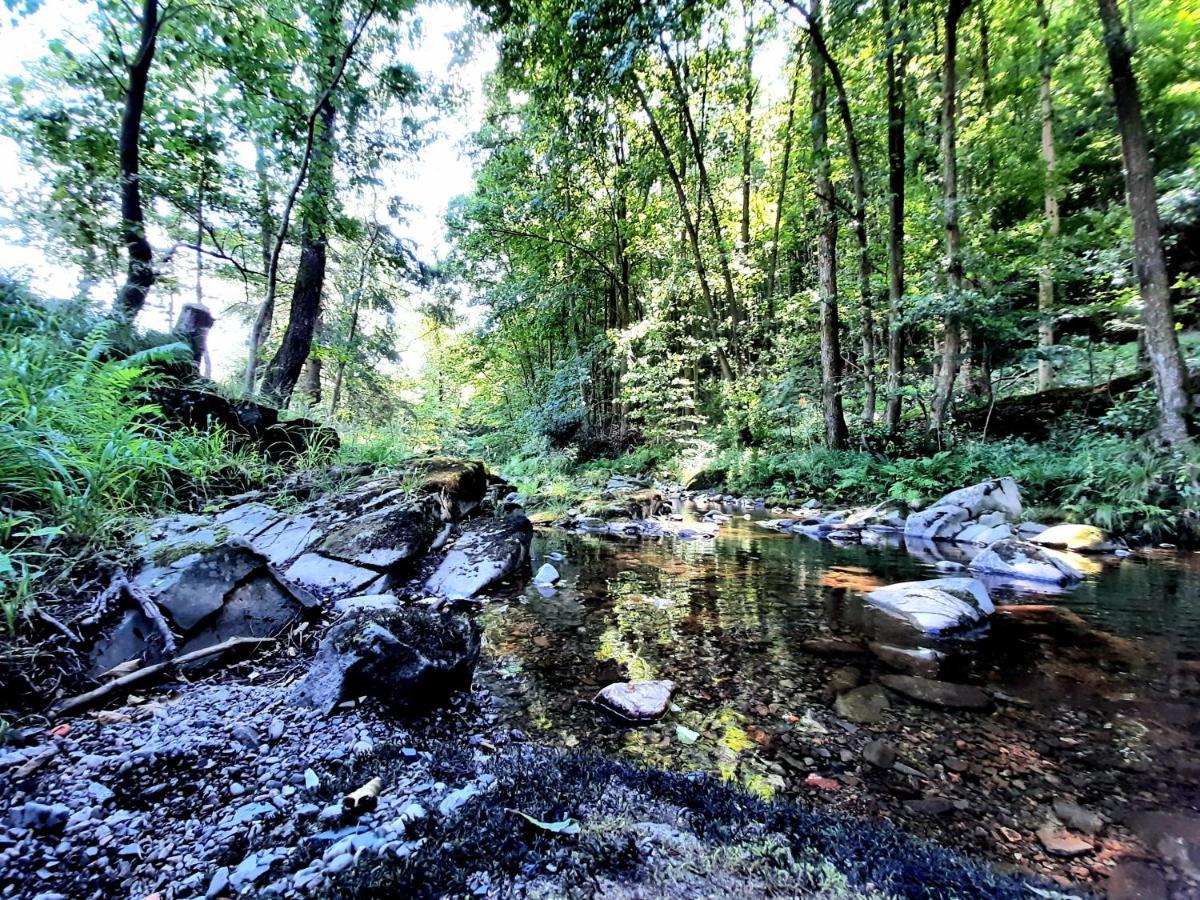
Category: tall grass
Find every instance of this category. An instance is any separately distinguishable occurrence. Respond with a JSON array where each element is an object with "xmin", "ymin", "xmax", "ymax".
[{"xmin": 0, "ymin": 291, "xmax": 276, "ymax": 633}]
